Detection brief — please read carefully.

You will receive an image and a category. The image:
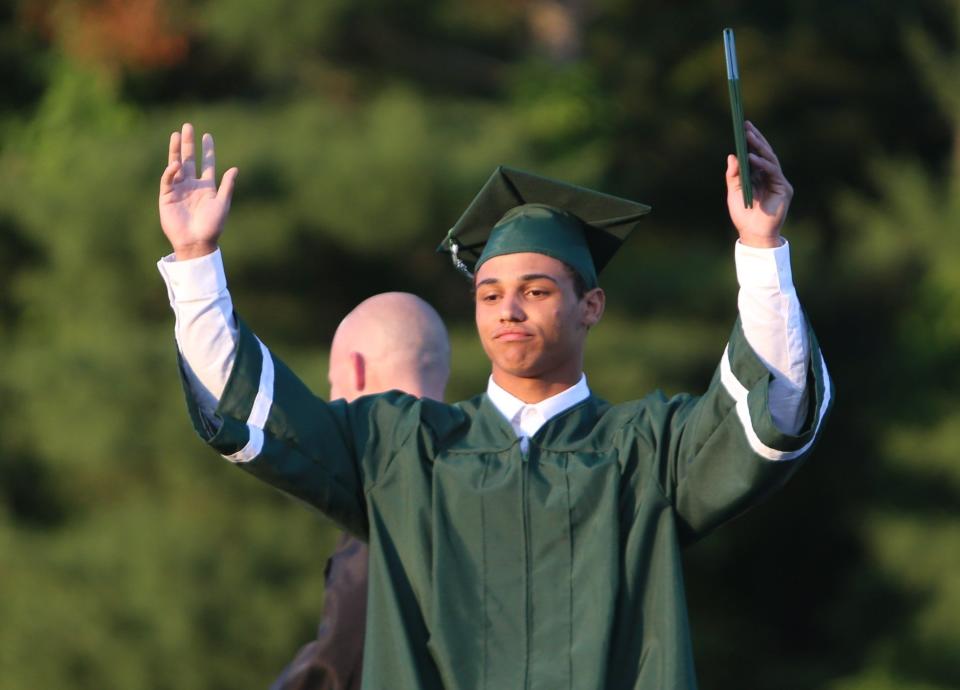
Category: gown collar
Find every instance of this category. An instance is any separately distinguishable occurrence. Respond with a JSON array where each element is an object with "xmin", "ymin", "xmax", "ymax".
[{"xmin": 486, "ymin": 374, "xmax": 591, "ymax": 440}]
